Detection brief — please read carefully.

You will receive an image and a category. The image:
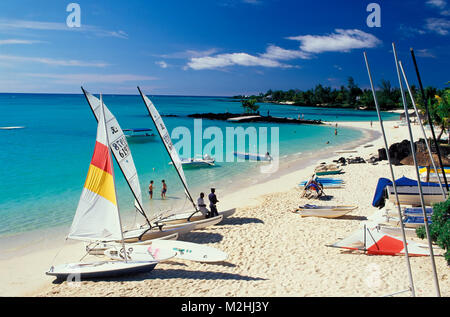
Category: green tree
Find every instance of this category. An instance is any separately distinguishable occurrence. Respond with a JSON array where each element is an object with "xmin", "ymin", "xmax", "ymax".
[
  {"xmin": 416, "ymin": 197, "xmax": 450, "ymax": 264},
  {"xmin": 241, "ymin": 98, "xmax": 260, "ymax": 114},
  {"xmin": 347, "ymin": 77, "xmax": 363, "ymax": 107},
  {"xmin": 431, "ymin": 84, "xmax": 450, "ymax": 143}
]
